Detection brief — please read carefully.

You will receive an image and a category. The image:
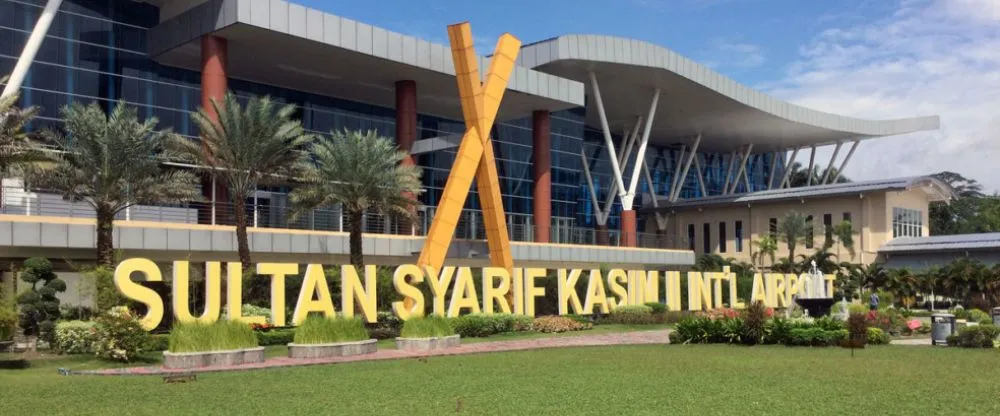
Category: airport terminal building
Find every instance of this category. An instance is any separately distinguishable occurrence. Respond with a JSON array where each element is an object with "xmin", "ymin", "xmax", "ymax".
[{"xmin": 0, "ymin": 0, "xmax": 944, "ymax": 272}]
